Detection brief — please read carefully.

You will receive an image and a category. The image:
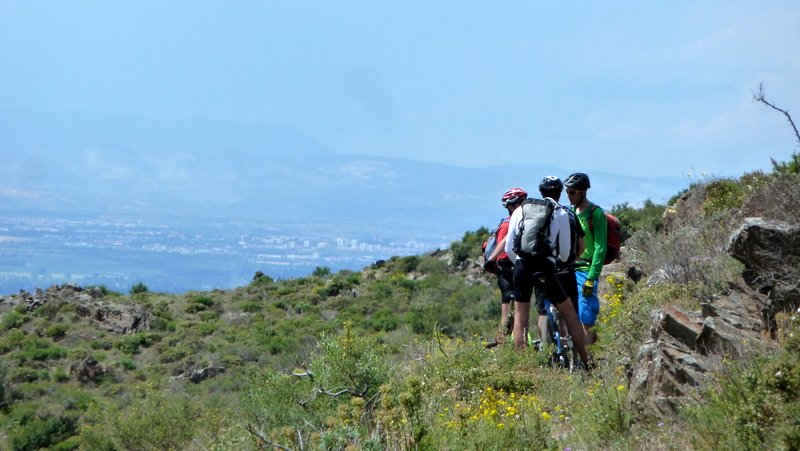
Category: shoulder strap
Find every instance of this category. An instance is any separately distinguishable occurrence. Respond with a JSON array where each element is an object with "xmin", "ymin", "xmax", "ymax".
[{"xmin": 588, "ymin": 204, "xmax": 596, "ymax": 236}]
